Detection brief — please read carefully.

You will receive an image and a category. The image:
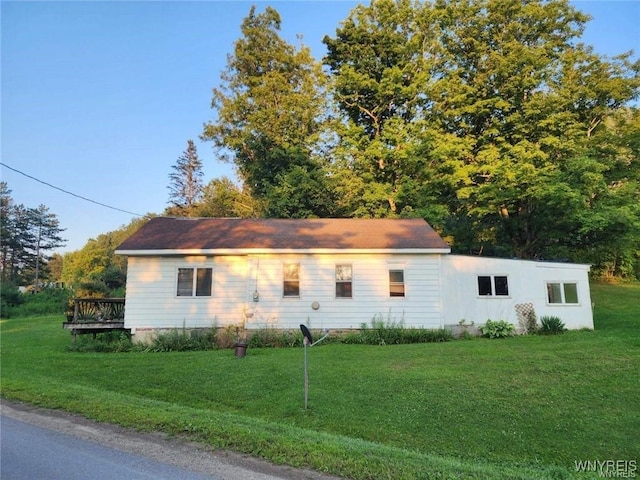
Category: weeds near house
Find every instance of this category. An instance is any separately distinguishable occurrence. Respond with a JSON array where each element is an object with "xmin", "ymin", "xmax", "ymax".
[
  {"xmin": 342, "ymin": 314, "xmax": 453, "ymax": 345},
  {"xmin": 140, "ymin": 326, "xmax": 217, "ymax": 352},
  {"xmin": 481, "ymin": 319, "xmax": 515, "ymax": 338},
  {"xmin": 539, "ymin": 315, "xmax": 566, "ymax": 335}
]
